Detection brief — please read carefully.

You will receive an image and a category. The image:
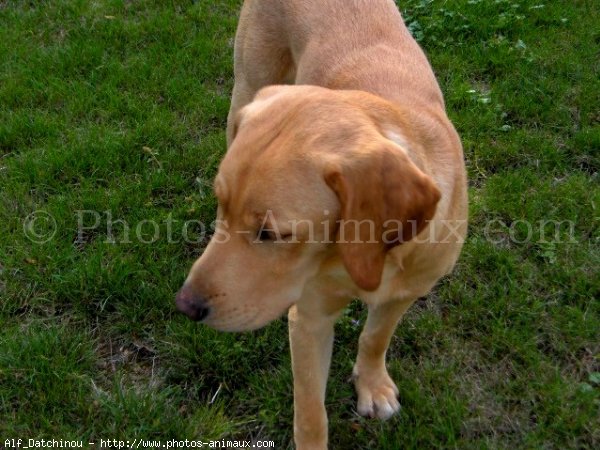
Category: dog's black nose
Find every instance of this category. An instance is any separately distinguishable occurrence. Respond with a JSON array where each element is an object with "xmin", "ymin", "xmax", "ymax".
[{"xmin": 175, "ymin": 285, "xmax": 210, "ymax": 321}]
